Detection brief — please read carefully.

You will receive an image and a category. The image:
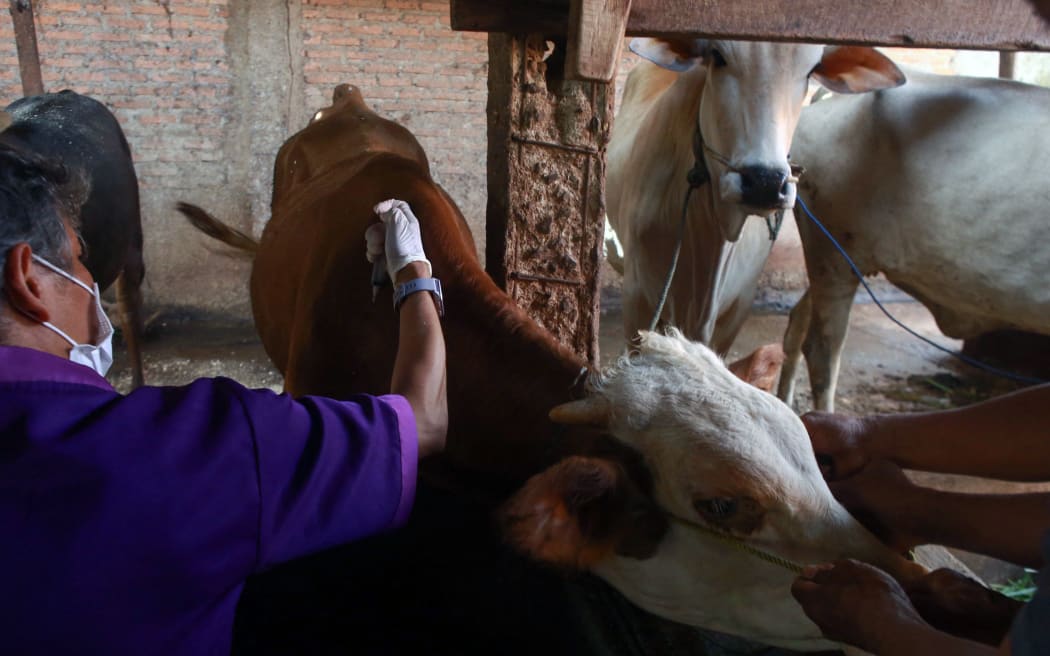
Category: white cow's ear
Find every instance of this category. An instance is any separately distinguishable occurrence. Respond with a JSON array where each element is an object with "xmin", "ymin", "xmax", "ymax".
[
  {"xmin": 500, "ymin": 456, "xmax": 668, "ymax": 568},
  {"xmin": 812, "ymin": 46, "xmax": 907, "ymax": 94},
  {"xmin": 629, "ymin": 37, "xmax": 703, "ymax": 72}
]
